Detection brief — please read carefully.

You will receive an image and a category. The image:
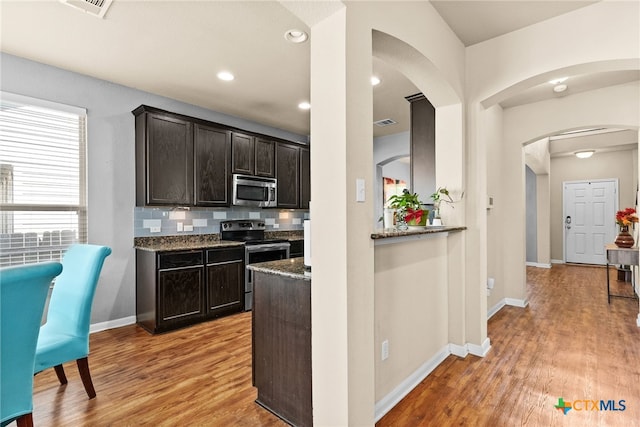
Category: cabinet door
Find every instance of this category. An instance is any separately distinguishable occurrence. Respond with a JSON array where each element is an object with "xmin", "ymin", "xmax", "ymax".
[
  {"xmin": 206, "ymin": 260, "xmax": 244, "ymax": 317},
  {"xmin": 158, "ymin": 266, "xmax": 204, "ymax": 328},
  {"xmin": 194, "ymin": 124, "xmax": 230, "ymax": 206},
  {"xmin": 276, "ymin": 143, "xmax": 300, "ymax": 208},
  {"xmin": 231, "ymin": 132, "xmax": 254, "ymax": 175},
  {"xmin": 255, "ymin": 138, "xmax": 276, "ymax": 178},
  {"xmin": 146, "ymin": 113, "xmax": 193, "ymax": 205},
  {"xmin": 300, "ymin": 147, "xmax": 310, "ymax": 209}
]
